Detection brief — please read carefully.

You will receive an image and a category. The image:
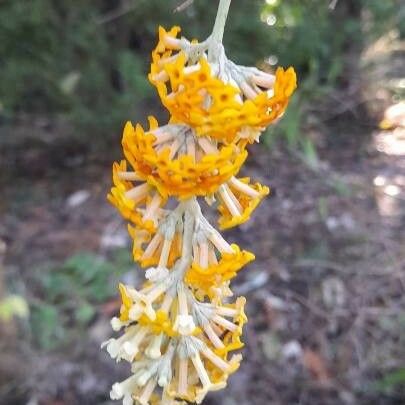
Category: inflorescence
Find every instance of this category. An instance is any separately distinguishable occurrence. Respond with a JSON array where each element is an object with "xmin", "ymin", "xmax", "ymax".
[{"xmin": 103, "ymin": 2, "xmax": 296, "ymax": 404}]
